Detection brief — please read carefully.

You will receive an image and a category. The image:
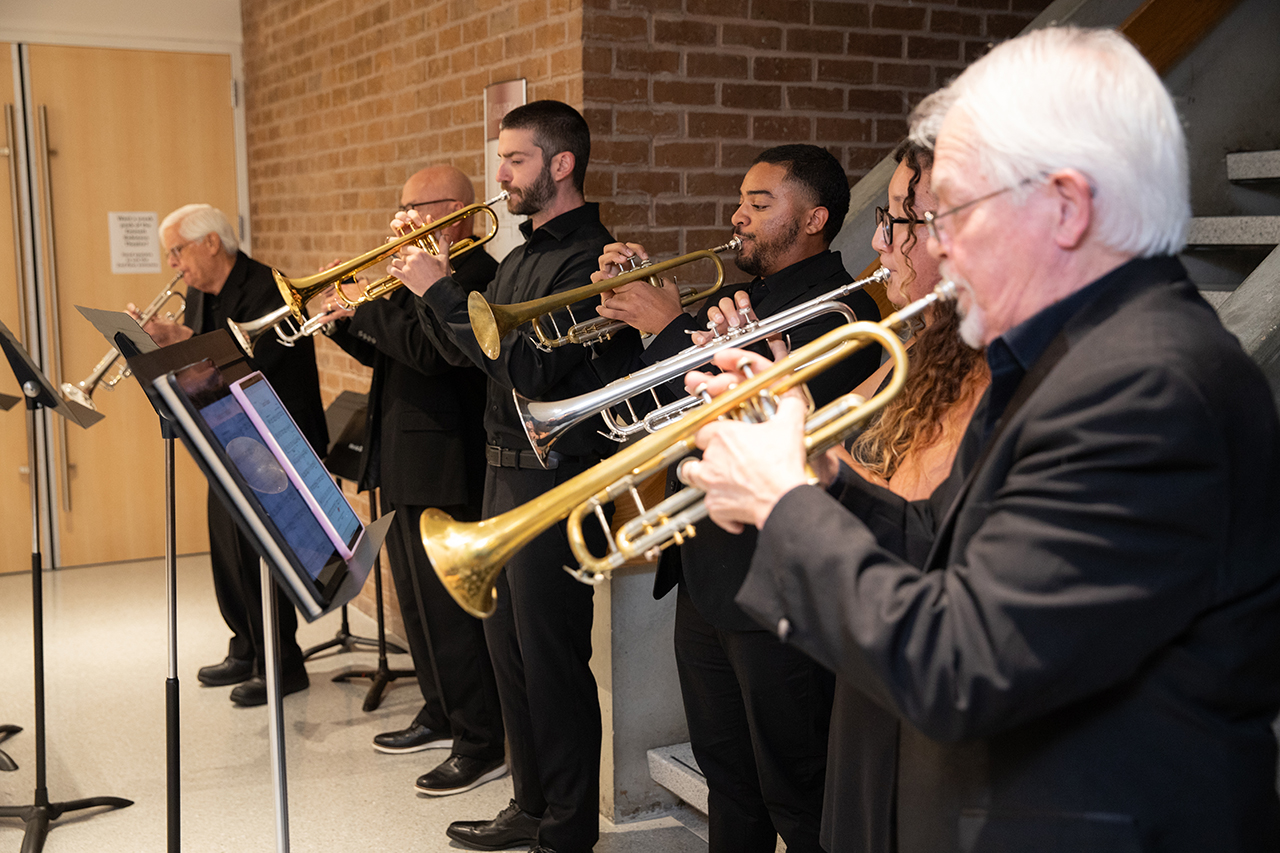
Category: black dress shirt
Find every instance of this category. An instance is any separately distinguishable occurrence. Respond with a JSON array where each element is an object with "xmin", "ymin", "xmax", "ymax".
[{"xmin": 415, "ymin": 202, "xmax": 641, "ymax": 459}]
